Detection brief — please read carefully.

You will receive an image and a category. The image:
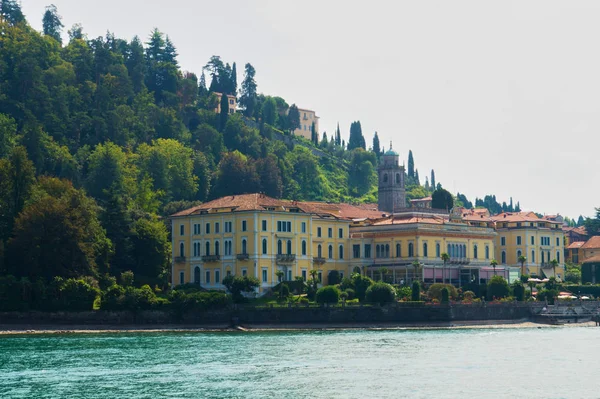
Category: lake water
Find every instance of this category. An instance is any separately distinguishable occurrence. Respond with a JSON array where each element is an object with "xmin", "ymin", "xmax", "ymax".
[{"xmin": 0, "ymin": 327, "xmax": 598, "ymax": 398}]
